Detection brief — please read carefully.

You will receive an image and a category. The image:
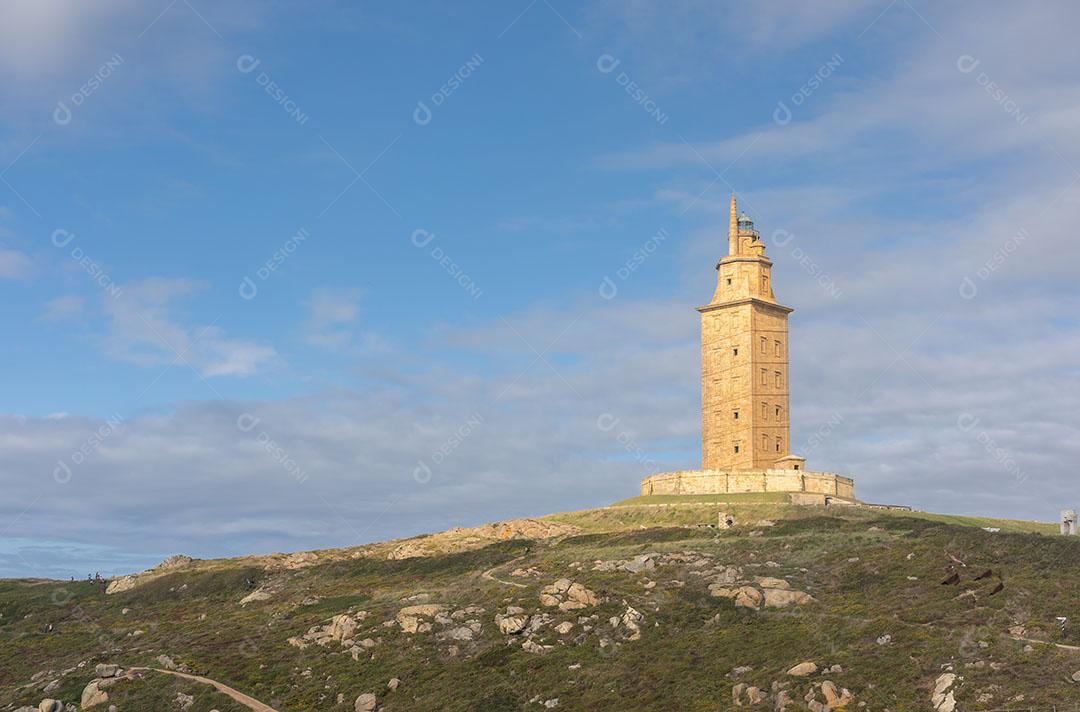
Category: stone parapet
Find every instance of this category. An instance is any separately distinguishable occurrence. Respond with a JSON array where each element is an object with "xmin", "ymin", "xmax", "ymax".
[{"xmin": 640, "ymin": 469, "xmax": 855, "ymax": 501}]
